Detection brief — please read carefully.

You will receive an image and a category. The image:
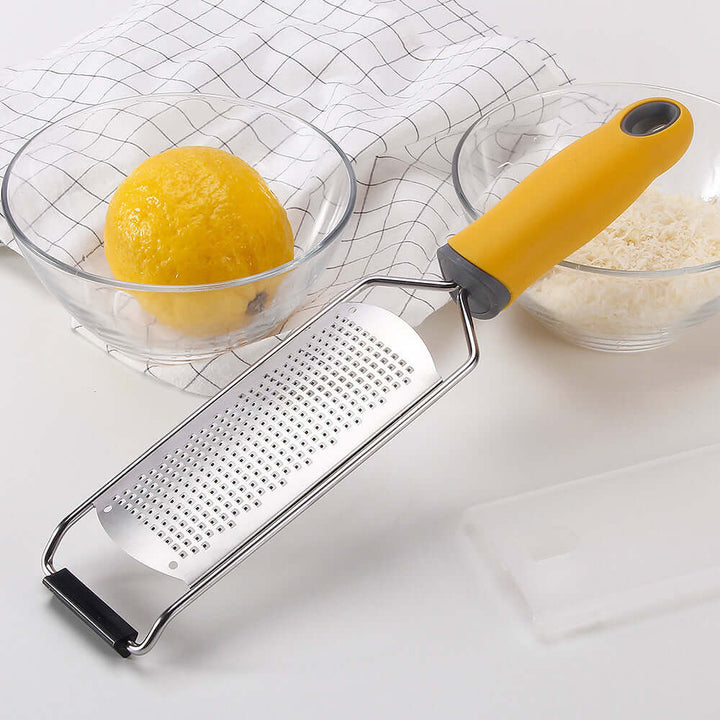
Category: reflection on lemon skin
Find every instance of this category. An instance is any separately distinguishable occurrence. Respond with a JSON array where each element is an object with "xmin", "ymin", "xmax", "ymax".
[{"xmin": 104, "ymin": 146, "xmax": 293, "ymax": 337}]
